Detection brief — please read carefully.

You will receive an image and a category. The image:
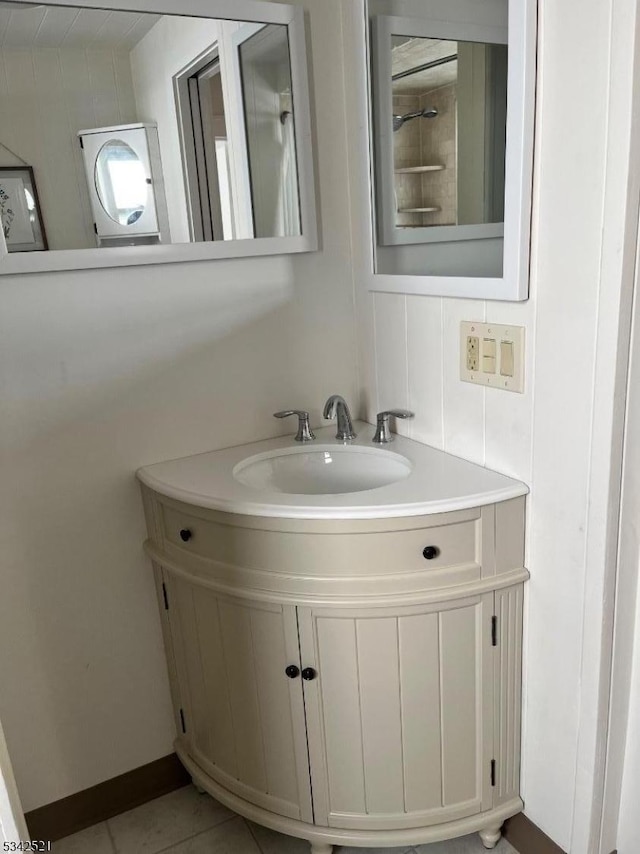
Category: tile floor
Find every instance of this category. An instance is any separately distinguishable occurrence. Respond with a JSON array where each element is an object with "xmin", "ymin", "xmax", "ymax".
[{"xmin": 51, "ymin": 786, "xmax": 520, "ymax": 854}]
